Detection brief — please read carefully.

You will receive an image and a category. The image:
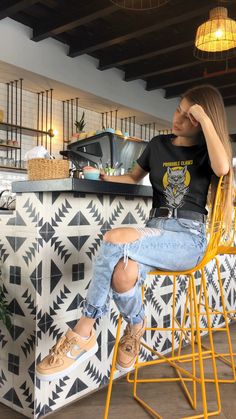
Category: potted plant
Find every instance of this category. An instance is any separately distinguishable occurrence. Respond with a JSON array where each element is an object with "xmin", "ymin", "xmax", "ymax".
[
  {"xmin": 0, "ymin": 280, "xmax": 12, "ymax": 332},
  {"xmin": 74, "ymin": 111, "xmax": 87, "ymax": 139}
]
